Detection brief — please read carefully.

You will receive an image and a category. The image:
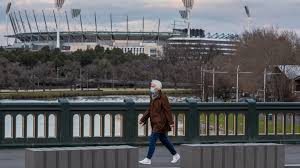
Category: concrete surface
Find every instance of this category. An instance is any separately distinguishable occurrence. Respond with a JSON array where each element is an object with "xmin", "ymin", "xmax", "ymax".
[{"xmin": 0, "ymin": 145, "xmax": 299, "ymax": 168}]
